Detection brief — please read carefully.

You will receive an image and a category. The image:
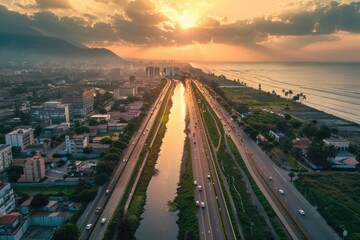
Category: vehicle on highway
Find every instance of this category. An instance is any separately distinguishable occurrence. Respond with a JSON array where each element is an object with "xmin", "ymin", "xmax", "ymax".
[
  {"xmin": 132, "ymin": 142, "xmax": 135, "ymax": 145},
  {"xmin": 101, "ymin": 218, "xmax": 107, "ymax": 224},
  {"xmin": 196, "ymin": 200, "xmax": 200, "ymax": 207},
  {"xmin": 269, "ymin": 176, "xmax": 273, "ymax": 181},
  {"xmin": 201, "ymin": 202, "xmax": 205, "ymax": 208},
  {"xmin": 86, "ymin": 224, "xmax": 92, "ymax": 230},
  {"xmin": 299, "ymin": 209, "xmax": 305, "ymax": 215},
  {"xmin": 279, "ymin": 189, "xmax": 284, "ymax": 194},
  {"xmin": 105, "ymin": 189, "xmax": 110, "ymax": 195},
  {"xmin": 207, "ymin": 174, "xmax": 211, "ymax": 179},
  {"xmin": 95, "ymin": 207, "xmax": 101, "ymax": 213},
  {"xmin": 194, "ymin": 180, "xmax": 197, "ymax": 185},
  {"xmin": 198, "ymin": 185, "xmax": 202, "ymax": 191},
  {"xmin": 122, "ymin": 158, "xmax": 127, "ymax": 163}
]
